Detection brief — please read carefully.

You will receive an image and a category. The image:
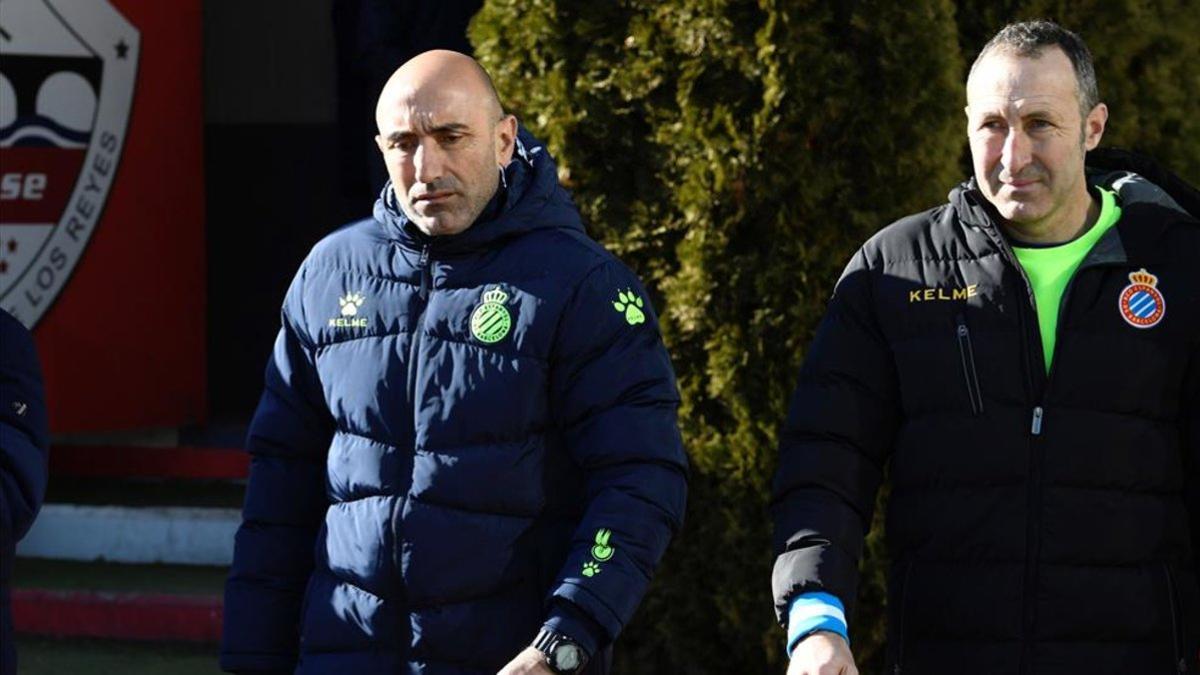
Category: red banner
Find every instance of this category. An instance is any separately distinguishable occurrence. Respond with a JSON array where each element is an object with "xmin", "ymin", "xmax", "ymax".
[{"xmin": 0, "ymin": 0, "xmax": 206, "ymax": 432}]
